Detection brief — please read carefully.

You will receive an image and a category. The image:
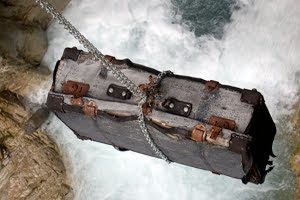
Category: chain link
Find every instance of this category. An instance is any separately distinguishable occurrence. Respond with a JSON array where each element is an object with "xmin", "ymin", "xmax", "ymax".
[{"xmin": 35, "ymin": 0, "xmax": 170, "ymax": 163}]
